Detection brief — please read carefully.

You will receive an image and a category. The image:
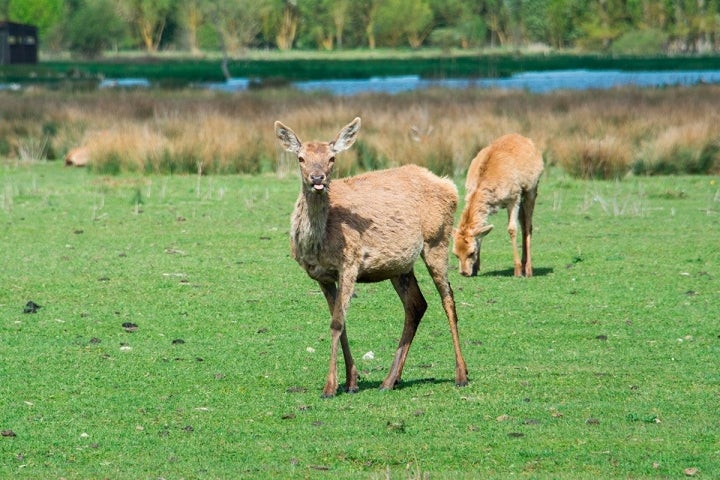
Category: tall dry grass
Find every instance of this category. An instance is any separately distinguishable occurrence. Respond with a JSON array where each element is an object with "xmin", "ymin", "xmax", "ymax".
[{"xmin": 1, "ymin": 85, "xmax": 719, "ymax": 178}]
